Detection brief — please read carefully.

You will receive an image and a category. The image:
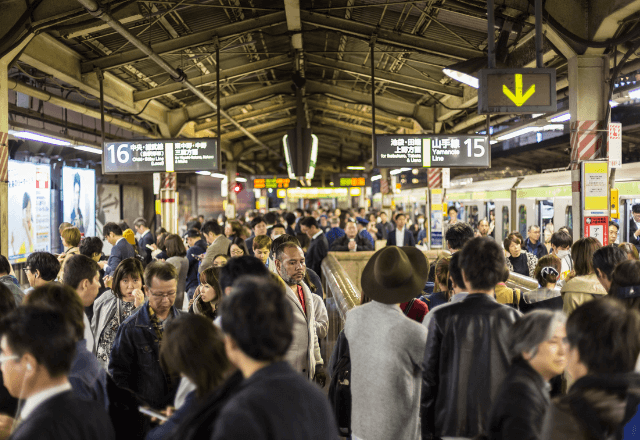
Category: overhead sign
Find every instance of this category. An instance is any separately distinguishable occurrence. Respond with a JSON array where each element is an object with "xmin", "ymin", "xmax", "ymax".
[
  {"xmin": 103, "ymin": 138, "xmax": 218, "ymax": 174},
  {"xmin": 375, "ymin": 134, "xmax": 490, "ymax": 168},
  {"xmin": 478, "ymin": 68, "xmax": 557, "ymax": 114},
  {"xmin": 287, "ymin": 187, "xmax": 349, "ymax": 199},
  {"xmin": 581, "ymin": 161, "xmax": 609, "ymax": 217},
  {"xmin": 253, "ymin": 177, "xmax": 291, "ymax": 189}
]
